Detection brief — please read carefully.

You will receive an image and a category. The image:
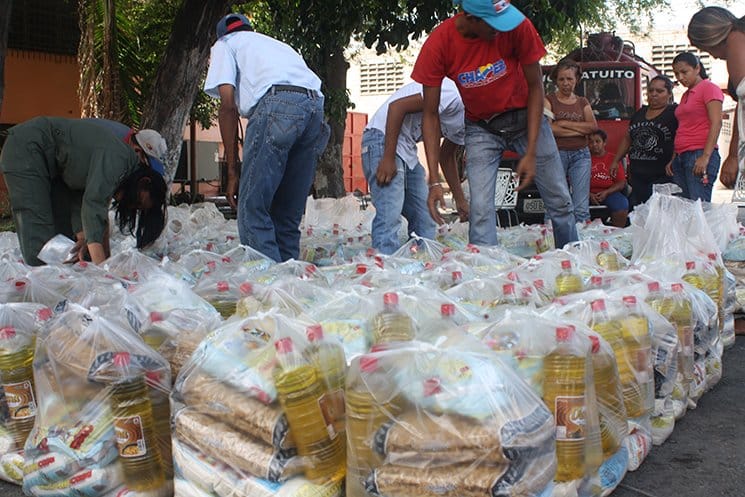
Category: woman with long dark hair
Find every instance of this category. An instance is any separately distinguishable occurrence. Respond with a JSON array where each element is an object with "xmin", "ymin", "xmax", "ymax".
[
  {"xmin": 668, "ymin": 52, "xmax": 723, "ymax": 201},
  {"xmin": 0, "ymin": 117, "xmax": 168, "ymax": 265}
]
